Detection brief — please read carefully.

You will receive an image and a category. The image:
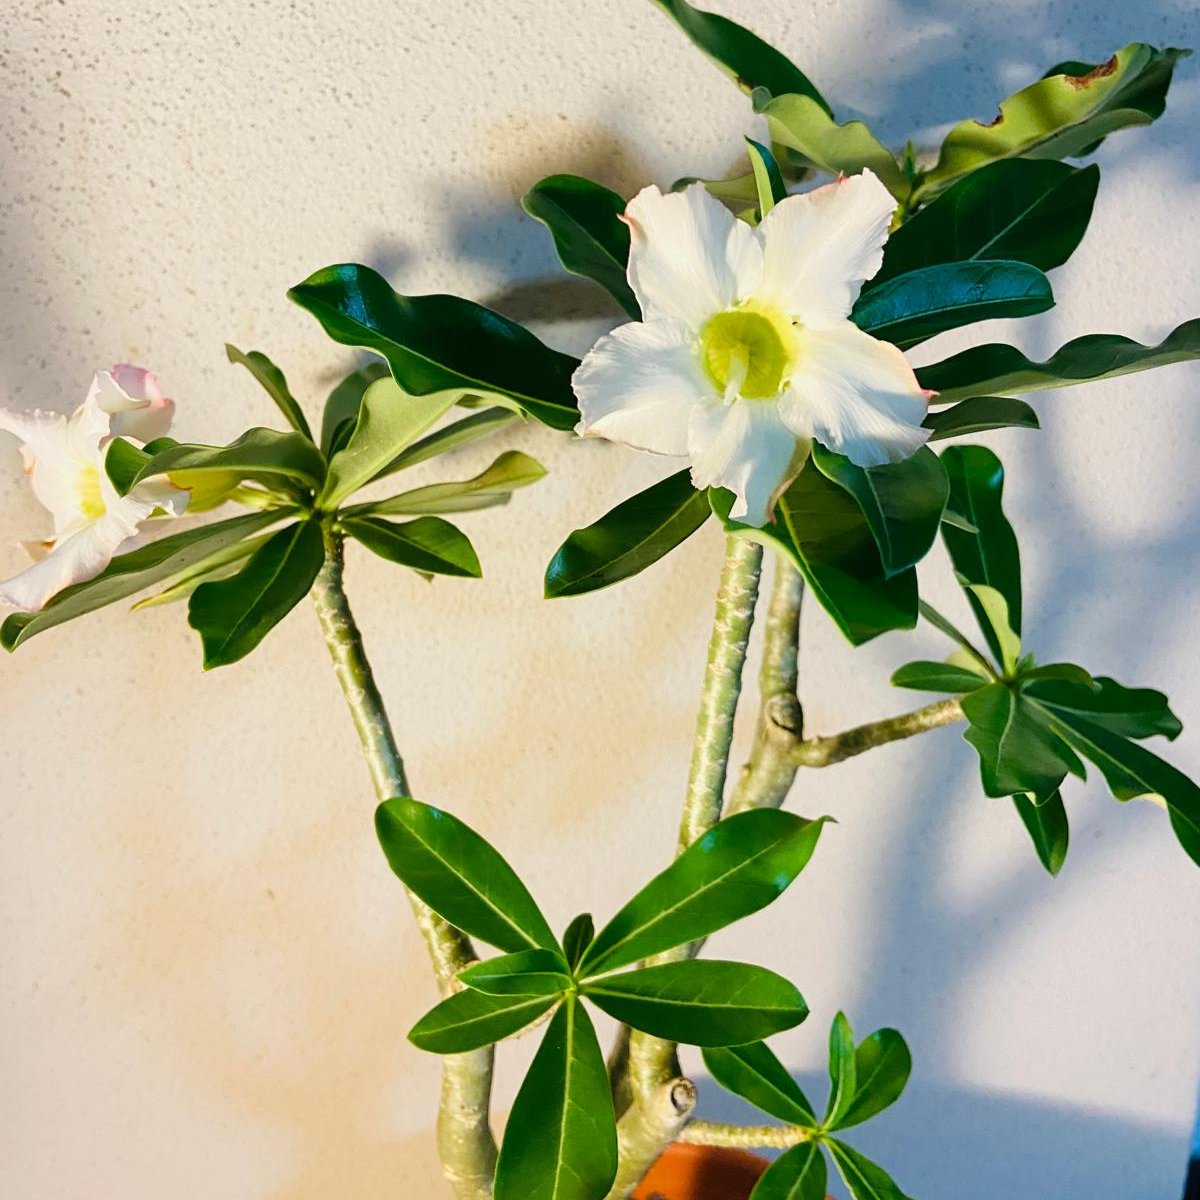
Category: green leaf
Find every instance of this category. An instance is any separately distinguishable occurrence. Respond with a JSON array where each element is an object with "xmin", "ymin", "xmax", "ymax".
[
  {"xmin": 493, "ymin": 999, "xmax": 617, "ymax": 1200},
  {"xmin": 349, "ymin": 451, "xmax": 546, "ymax": 517},
  {"xmin": 758, "ymin": 93, "xmax": 905, "ymax": 197},
  {"xmin": 1013, "ymin": 790, "xmax": 1070, "ymax": 876},
  {"xmin": 746, "ymin": 136, "xmax": 788, "ymax": 217},
  {"xmin": 922, "ymin": 396, "xmax": 1040, "ymax": 441},
  {"xmin": 850, "ymin": 260, "xmax": 1054, "ymax": 349},
  {"xmin": 941, "ymin": 445, "xmax": 1022, "ymax": 660},
  {"xmin": 131, "ymin": 531, "xmax": 276, "ymax": 609},
  {"xmin": 0, "ymin": 511, "xmax": 284, "ymax": 650},
  {"xmin": 409, "ymin": 988, "xmax": 558, "ymax": 1054},
  {"xmin": 827, "ymin": 1139, "xmax": 914, "ymax": 1200},
  {"xmin": 750, "ymin": 1142, "xmax": 827, "ymax": 1200},
  {"xmin": 915, "ymin": 45, "xmax": 1191, "ymax": 201},
  {"xmin": 582, "ymin": 960, "xmax": 808, "ymax": 1046},
  {"xmin": 545, "ymin": 470, "xmax": 712, "ymax": 598},
  {"xmin": 918, "ymin": 319, "xmax": 1200, "ymax": 403},
  {"xmin": 289, "ymin": 263, "xmax": 581, "ymax": 431},
  {"xmin": 1023, "ymin": 675, "xmax": 1182, "ymax": 741},
  {"xmin": 131, "ymin": 427, "xmax": 327, "ymax": 495},
  {"xmin": 320, "ymin": 361, "xmax": 391, "ymax": 455},
  {"xmin": 812, "ymin": 445, "xmax": 948, "ymax": 576},
  {"xmin": 561, "ymin": 914, "xmax": 594, "ymax": 972},
  {"xmin": 891, "ymin": 661, "xmax": 989, "ymax": 694},
  {"xmin": 342, "ymin": 515, "xmax": 481, "ymax": 578},
  {"xmin": 458, "ymin": 949, "xmax": 572, "ymax": 997},
  {"xmin": 962, "ymin": 583, "xmax": 1022, "ymax": 677},
  {"xmin": 225, "ymin": 344, "xmax": 313, "ymax": 440},
  {"xmin": 375, "ymin": 797, "xmax": 559, "ymax": 953},
  {"xmin": 385, "ymin": 407, "xmax": 520, "ymax": 473},
  {"xmin": 836, "ymin": 1028, "xmax": 912, "ymax": 1130},
  {"xmin": 187, "ymin": 519, "xmax": 325, "ymax": 667},
  {"xmin": 319, "ymin": 376, "xmax": 458, "ymax": 507},
  {"xmin": 1026, "ymin": 707, "xmax": 1200, "ymax": 867},
  {"xmin": 647, "ymin": 0, "xmax": 832, "ymax": 111},
  {"xmin": 961, "ymin": 682, "xmax": 1084, "ymax": 800},
  {"xmin": 874, "ymin": 160, "xmax": 1099, "ymax": 285},
  {"xmin": 522, "ymin": 175, "xmax": 638, "ymax": 318},
  {"xmin": 918, "ymin": 600, "xmax": 994, "ymax": 676},
  {"xmin": 104, "ymin": 436, "xmax": 157, "ymax": 495},
  {"xmin": 579, "ymin": 810, "xmax": 829, "ymax": 977},
  {"xmin": 824, "ymin": 1012, "xmax": 857, "ymax": 1128},
  {"xmin": 672, "ymin": 169, "xmax": 761, "ymax": 212},
  {"xmin": 713, "ymin": 462, "xmax": 918, "ymax": 646},
  {"xmin": 703, "ymin": 1042, "xmax": 817, "ymax": 1127}
]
